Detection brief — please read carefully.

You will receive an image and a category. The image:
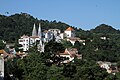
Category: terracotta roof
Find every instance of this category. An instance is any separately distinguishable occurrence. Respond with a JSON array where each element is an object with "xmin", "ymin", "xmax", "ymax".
[
  {"xmin": 0, "ymin": 50, "xmax": 4, "ymax": 54},
  {"xmin": 59, "ymin": 52, "xmax": 69, "ymax": 55},
  {"xmin": 30, "ymin": 36, "xmax": 39, "ymax": 38},
  {"xmin": 21, "ymin": 35, "xmax": 29, "ymax": 38},
  {"xmin": 59, "ymin": 48, "xmax": 77, "ymax": 55},
  {"xmin": 65, "ymin": 48, "xmax": 78, "ymax": 52},
  {"xmin": 65, "ymin": 27, "xmax": 74, "ymax": 31},
  {"xmin": 68, "ymin": 37, "xmax": 80, "ymax": 41}
]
